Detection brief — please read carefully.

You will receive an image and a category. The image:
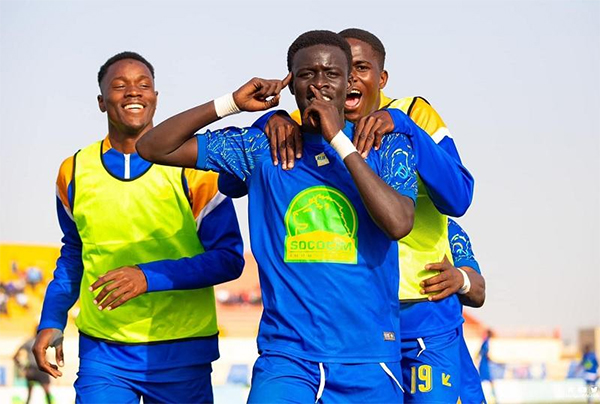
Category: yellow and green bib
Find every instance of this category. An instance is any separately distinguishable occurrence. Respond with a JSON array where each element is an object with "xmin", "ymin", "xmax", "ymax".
[
  {"xmin": 72, "ymin": 141, "xmax": 217, "ymax": 343},
  {"xmin": 382, "ymin": 95, "xmax": 454, "ymax": 301}
]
